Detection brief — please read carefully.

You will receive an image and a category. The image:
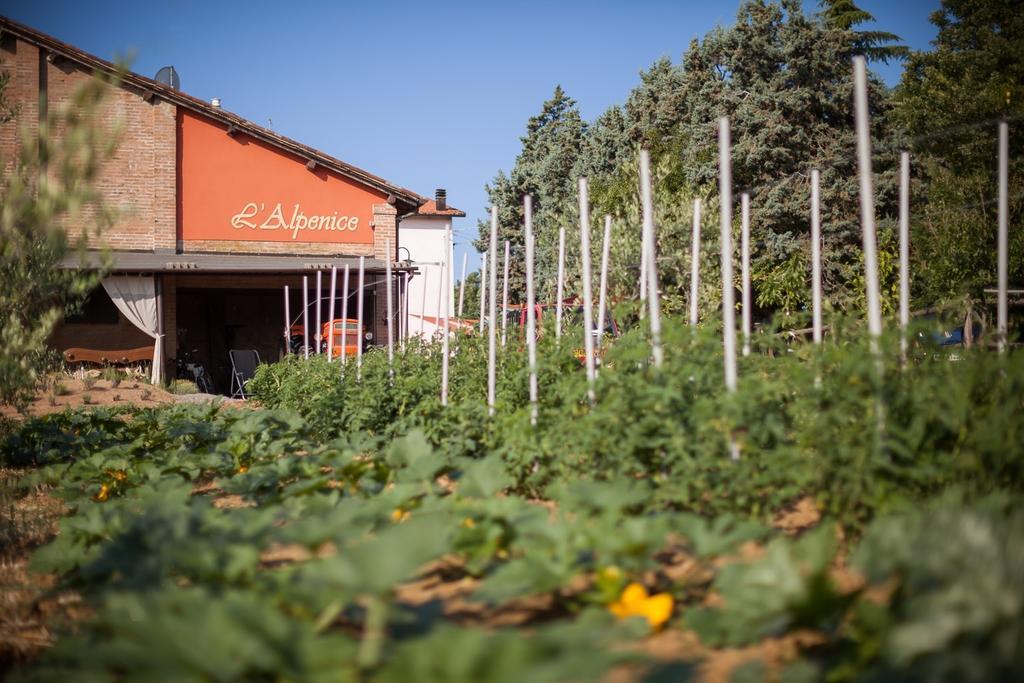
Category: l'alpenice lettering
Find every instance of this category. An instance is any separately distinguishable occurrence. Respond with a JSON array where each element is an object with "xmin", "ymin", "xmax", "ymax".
[{"xmin": 231, "ymin": 202, "xmax": 360, "ymax": 240}]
